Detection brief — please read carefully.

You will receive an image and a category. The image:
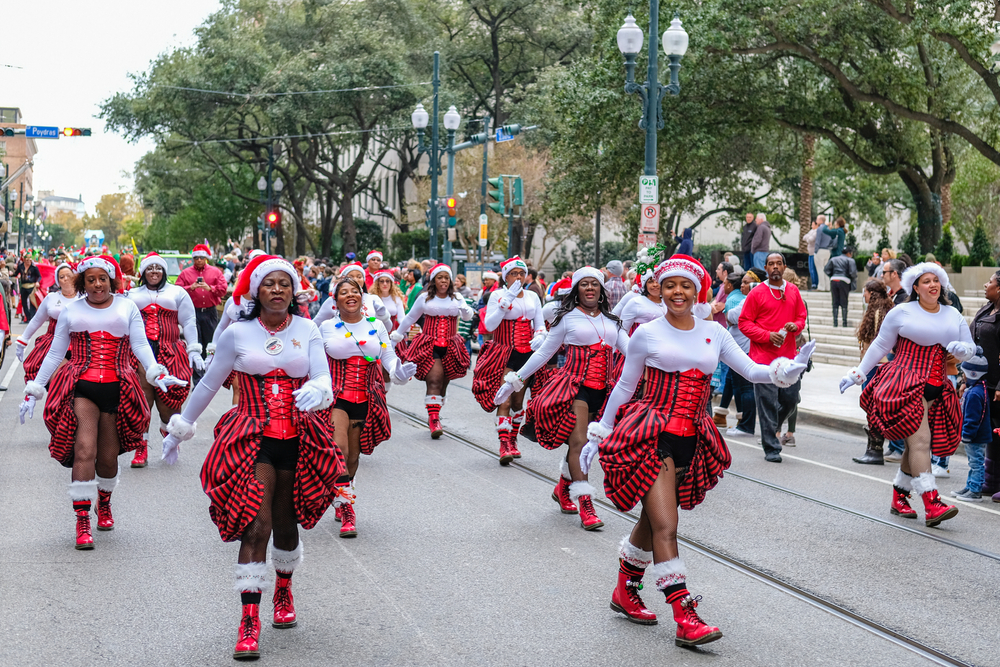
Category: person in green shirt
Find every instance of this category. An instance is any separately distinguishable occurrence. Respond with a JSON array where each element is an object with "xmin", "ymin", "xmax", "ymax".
[
  {"xmin": 404, "ymin": 267, "xmax": 423, "ymax": 311},
  {"xmin": 821, "ymin": 217, "xmax": 847, "ymax": 258}
]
